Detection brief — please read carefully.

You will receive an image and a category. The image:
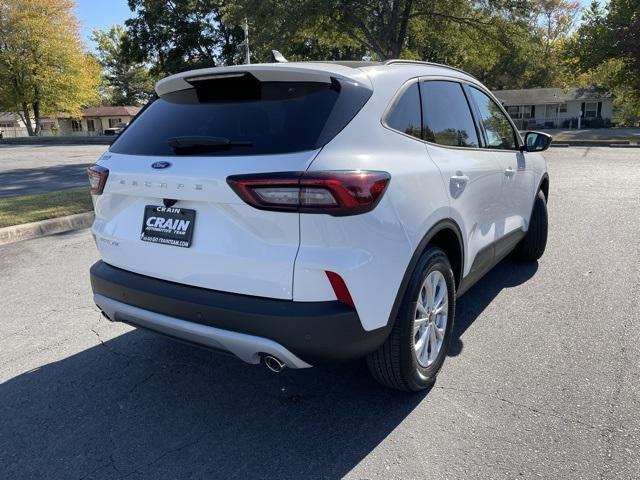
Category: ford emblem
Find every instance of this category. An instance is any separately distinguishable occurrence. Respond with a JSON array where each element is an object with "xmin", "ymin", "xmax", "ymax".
[{"xmin": 151, "ymin": 161, "xmax": 172, "ymax": 169}]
